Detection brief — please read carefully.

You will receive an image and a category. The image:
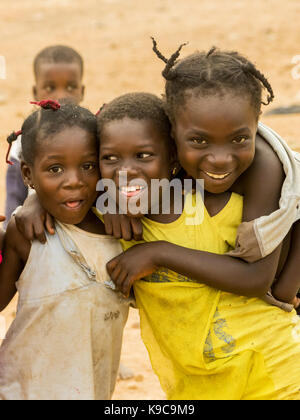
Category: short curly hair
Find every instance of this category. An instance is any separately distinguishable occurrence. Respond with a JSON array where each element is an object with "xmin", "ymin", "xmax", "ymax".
[
  {"xmin": 34, "ymin": 45, "xmax": 84, "ymax": 79},
  {"xmin": 152, "ymin": 39, "xmax": 274, "ymax": 124},
  {"xmin": 97, "ymin": 92, "xmax": 174, "ymax": 153}
]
